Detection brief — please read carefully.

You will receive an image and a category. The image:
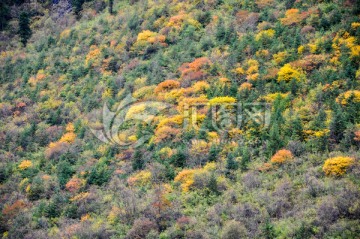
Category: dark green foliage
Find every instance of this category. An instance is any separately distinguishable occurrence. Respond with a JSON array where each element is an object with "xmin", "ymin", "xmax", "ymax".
[
  {"xmin": 0, "ymin": 164, "xmax": 11, "ymax": 183},
  {"xmin": 170, "ymin": 149, "xmax": 186, "ymax": 167},
  {"xmin": 57, "ymin": 161, "xmax": 74, "ymax": 188},
  {"xmin": 0, "ymin": 2, "xmax": 10, "ymax": 31},
  {"xmin": 45, "ymin": 198, "xmax": 62, "ymax": 218},
  {"xmin": 343, "ymin": 93, "xmax": 360, "ymax": 124},
  {"xmin": 72, "ymin": 0, "xmax": 85, "ymax": 18},
  {"xmin": 289, "ymin": 115, "xmax": 303, "ymax": 140},
  {"xmin": 132, "ymin": 149, "xmax": 145, "ymax": 170},
  {"xmin": 261, "ymin": 218, "xmax": 277, "ymax": 239},
  {"xmin": 226, "ymin": 154, "xmax": 238, "ymax": 172},
  {"xmin": 240, "ymin": 147, "xmax": 250, "ymax": 171},
  {"xmin": 294, "ymin": 222, "xmax": 314, "ymax": 239},
  {"xmin": 329, "ymin": 104, "xmax": 346, "ymax": 144},
  {"xmin": 311, "ymin": 107, "xmax": 327, "ymax": 130},
  {"xmin": 207, "ymin": 173, "xmax": 219, "ymax": 195},
  {"xmin": 18, "ymin": 12, "xmax": 32, "ymax": 47},
  {"xmin": 88, "ymin": 161, "xmax": 112, "ymax": 186},
  {"xmin": 109, "ymin": 0, "xmax": 114, "ymax": 14},
  {"xmin": 268, "ymin": 122, "xmax": 282, "ymax": 155},
  {"xmin": 208, "ymin": 145, "xmax": 220, "ymax": 162},
  {"xmin": 27, "ymin": 177, "xmax": 45, "ymax": 201}
]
